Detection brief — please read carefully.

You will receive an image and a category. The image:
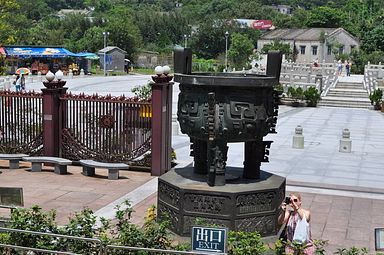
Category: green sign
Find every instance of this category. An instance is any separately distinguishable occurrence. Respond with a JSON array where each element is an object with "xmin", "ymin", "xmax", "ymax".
[{"xmin": 0, "ymin": 187, "xmax": 23, "ymax": 206}]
